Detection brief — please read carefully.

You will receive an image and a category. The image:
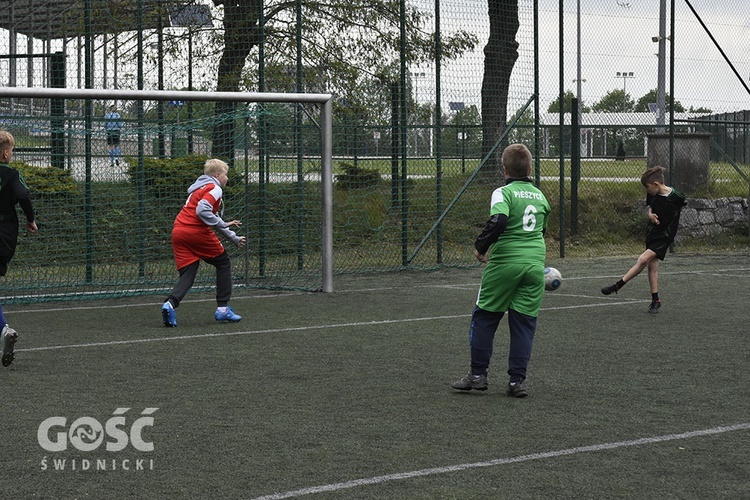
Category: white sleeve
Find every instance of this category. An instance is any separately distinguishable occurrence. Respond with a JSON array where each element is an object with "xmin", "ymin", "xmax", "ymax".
[{"xmin": 195, "ymin": 199, "xmax": 228, "ymax": 228}]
